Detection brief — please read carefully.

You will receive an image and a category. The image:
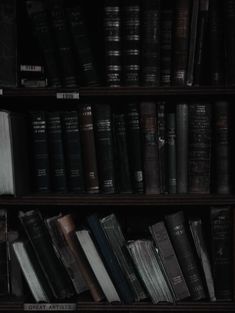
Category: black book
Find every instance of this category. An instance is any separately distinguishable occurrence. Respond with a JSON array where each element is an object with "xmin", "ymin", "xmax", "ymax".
[
  {"xmin": 213, "ymin": 101, "xmax": 231, "ymax": 194},
  {"xmin": 210, "ymin": 207, "xmax": 232, "ymax": 300},
  {"xmin": 208, "ymin": 0, "xmax": 225, "ymax": 85},
  {"xmin": 66, "ymin": 3, "xmax": 99, "ymax": 86},
  {"xmin": 167, "ymin": 112, "xmax": 176, "ymax": 194},
  {"xmin": 189, "ymin": 103, "xmax": 211, "ymax": 193},
  {"xmin": 104, "ymin": 0, "xmax": 122, "ymax": 87},
  {"xmin": 94, "ymin": 104, "xmax": 116, "ymax": 194},
  {"xmin": 0, "ymin": 210, "xmax": 10, "ymax": 296},
  {"xmin": 19, "ymin": 210, "xmax": 75, "ymax": 299},
  {"xmin": 141, "ymin": 0, "xmax": 160, "ymax": 86},
  {"xmin": 160, "ymin": 0, "xmax": 173, "ymax": 86},
  {"xmin": 87, "ymin": 214, "xmax": 135, "ymax": 304},
  {"xmin": 47, "ymin": 0, "xmax": 77, "ymax": 87},
  {"xmin": 165, "ymin": 211, "xmax": 206, "ymax": 301},
  {"xmin": 113, "ymin": 109, "xmax": 132, "ymax": 193},
  {"xmin": 61, "ymin": 111, "xmax": 84, "ymax": 193},
  {"xmin": 158, "ymin": 101, "xmax": 167, "ymax": 194},
  {"xmin": 122, "ymin": 0, "xmax": 140, "ymax": 86},
  {"xmin": 0, "ymin": 0, "xmax": 17, "ymax": 87},
  {"xmin": 126, "ymin": 103, "xmax": 144, "ymax": 193},
  {"xmin": 140, "ymin": 102, "xmax": 160, "ymax": 194},
  {"xmin": 30, "ymin": 111, "xmax": 50, "ymax": 193},
  {"xmin": 26, "ymin": 0, "xmax": 62, "ymax": 87},
  {"xmin": 172, "ymin": 0, "xmax": 191, "ymax": 85},
  {"xmin": 47, "ymin": 112, "xmax": 67, "ymax": 193}
]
